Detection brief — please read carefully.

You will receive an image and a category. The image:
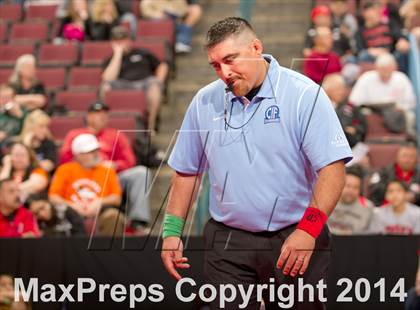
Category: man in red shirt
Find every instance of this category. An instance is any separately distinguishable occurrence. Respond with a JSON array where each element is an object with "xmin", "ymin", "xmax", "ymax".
[
  {"xmin": 0, "ymin": 178, "xmax": 40, "ymax": 238},
  {"xmin": 59, "ymin": 102, "xmax": 151, "ymax": 232},
  {"xmin": 303, "ymin": 26, "xmax": 342, "ymax": 84}
]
